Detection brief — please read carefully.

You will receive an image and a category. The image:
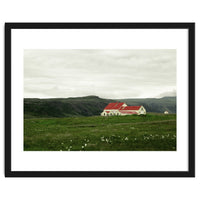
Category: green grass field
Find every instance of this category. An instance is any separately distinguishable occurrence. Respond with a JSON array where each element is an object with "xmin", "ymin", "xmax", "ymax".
[{"xmin": 24, "ymin": 114, "xmax": 176, "ymax": 151}]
